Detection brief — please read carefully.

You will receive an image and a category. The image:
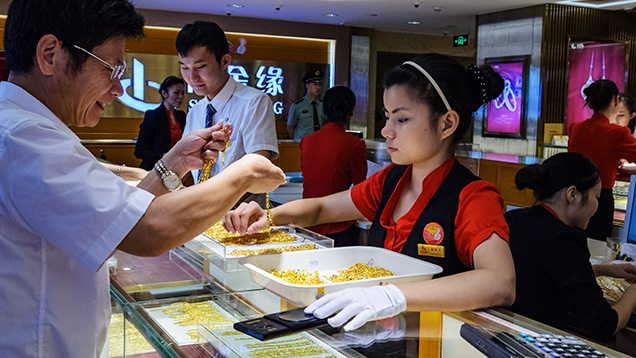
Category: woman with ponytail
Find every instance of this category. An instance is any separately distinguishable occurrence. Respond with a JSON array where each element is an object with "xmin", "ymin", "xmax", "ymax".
[
  {"xmin": 300, "ymin": 86, "xmax": 367, "ymax": 245},
  {"xmin": 225, "ymin": 53, "xmax": 516, "ymax": 331},
  {"xmin": 506, "ymin": 152, "xmax": 636, "ymax": 341},
  {"xmin": 568, "ymin": 79, "xmax": 636, "ymax": 241}
]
